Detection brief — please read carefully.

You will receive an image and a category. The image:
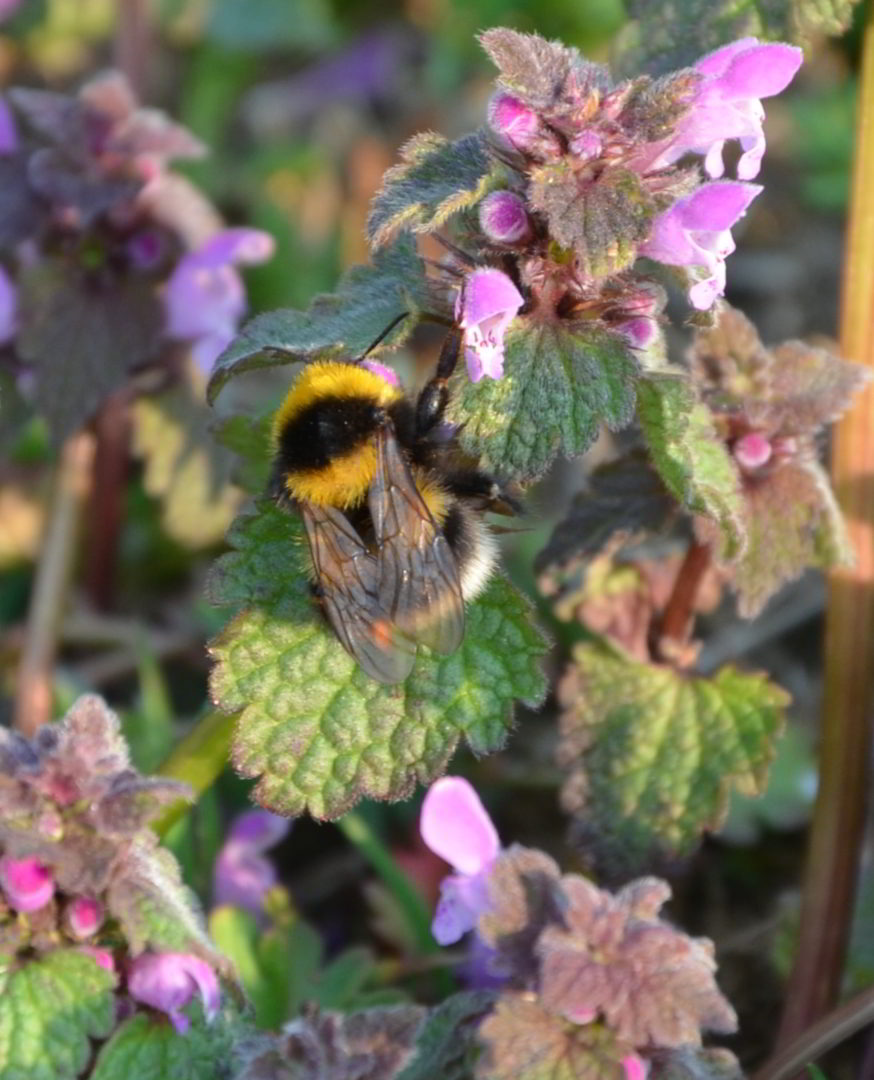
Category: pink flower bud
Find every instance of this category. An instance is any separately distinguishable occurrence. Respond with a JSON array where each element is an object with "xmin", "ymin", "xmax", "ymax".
[
  {"xmin": 733, "ymin": 432, "xmax": 772, "ymax": 471},
  {"xmin": 0, "ymin": 855, "xmax": 54, "ymax": 913},
  {"xmin": 67, "ymin": 896, "xmax": 104, "ymax": 939},
  {"xmin": 128, "ymin": 952, "xmax": 220, "ymax": 1034},
  {"xmin": 618, "ymin": 316, "xmax": 658, "ymax": 349},
  {"xmin": 478, "ymin": 191, "xmax": 532, "ymax": 245},
  {"xmin": 623, "ymin": 1055, "xmax": 649, "ymax": 1080},
  {"xmin": 488, "ymin": 92, "xmax": 542, "ymax": 152},
  {"xmin": 570, "ymin": 130, "xmax": 602, "ymax": 161},
  {"xmin": 79, "ymin": 946, "xmax": 116, "ymax": 975},
  {"xmin": 126, "ymin": 229, "xmax": 165, "ymax": 270}
]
